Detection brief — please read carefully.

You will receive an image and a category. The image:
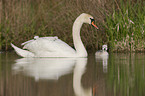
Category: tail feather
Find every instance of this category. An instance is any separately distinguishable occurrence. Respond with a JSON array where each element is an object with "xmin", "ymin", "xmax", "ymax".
[{"xmin": 11, "ymin": 43, "xmax": 34, "ymax": 57}]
